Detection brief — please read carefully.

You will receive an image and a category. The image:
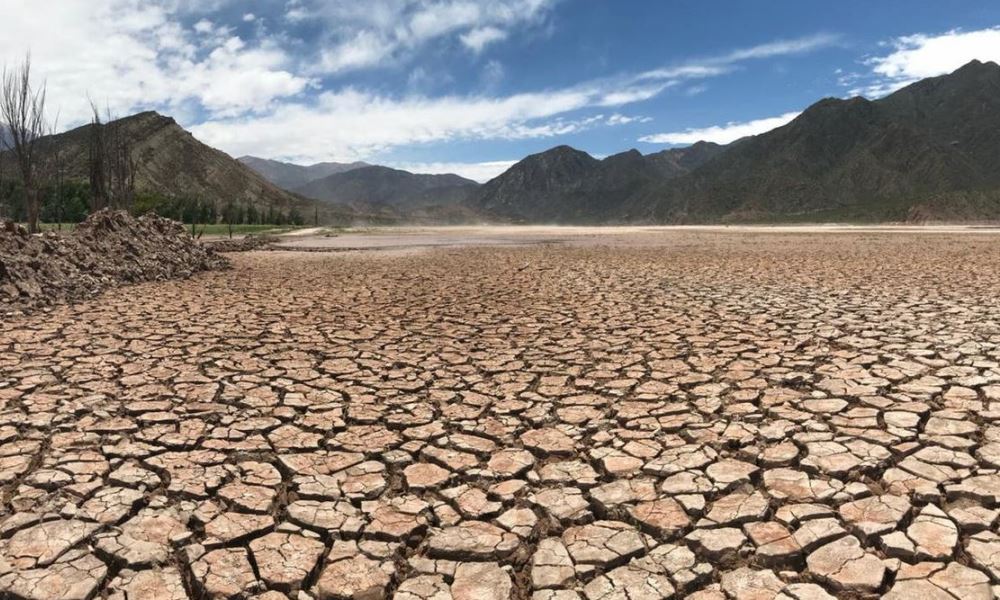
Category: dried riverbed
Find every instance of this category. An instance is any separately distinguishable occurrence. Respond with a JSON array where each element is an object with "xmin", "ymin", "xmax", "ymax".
[{"xmin": 1, "ymin": 229, "xmax": 999, "ymax": 599}]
